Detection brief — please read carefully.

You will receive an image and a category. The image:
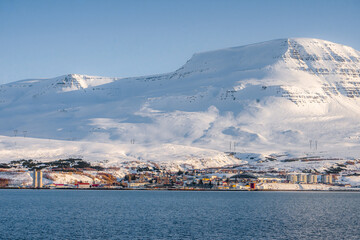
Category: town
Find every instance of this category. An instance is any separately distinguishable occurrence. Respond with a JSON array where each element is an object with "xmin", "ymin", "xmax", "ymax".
[{"xmin": 0, "ymin": 158, "xmax": 359, "ymax": 191}]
